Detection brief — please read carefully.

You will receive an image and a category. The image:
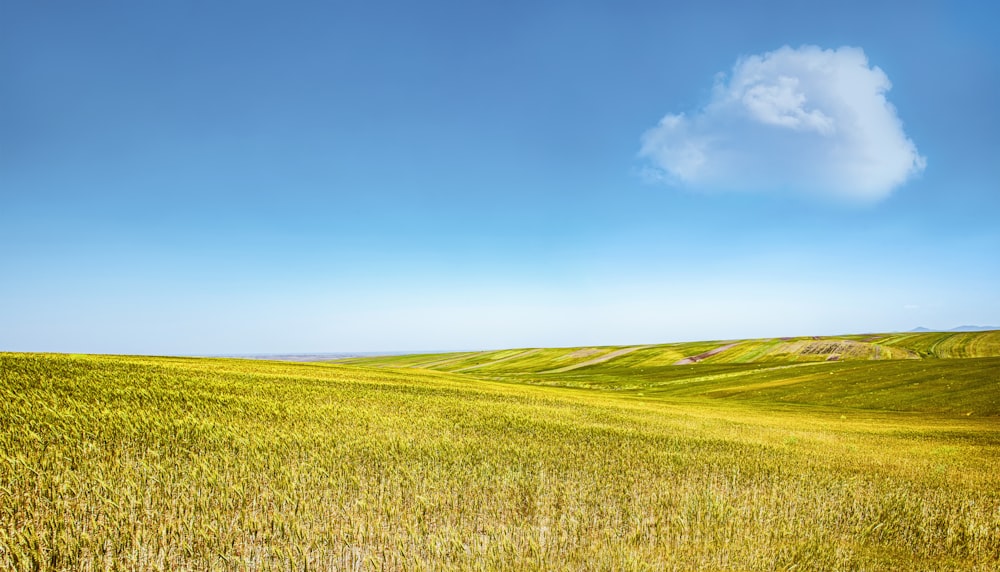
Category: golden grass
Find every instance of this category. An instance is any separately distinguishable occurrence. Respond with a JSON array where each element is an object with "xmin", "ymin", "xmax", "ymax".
[{"xmin": 2, "ymin": 353, "xmax": 998, "ymax": 570}]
